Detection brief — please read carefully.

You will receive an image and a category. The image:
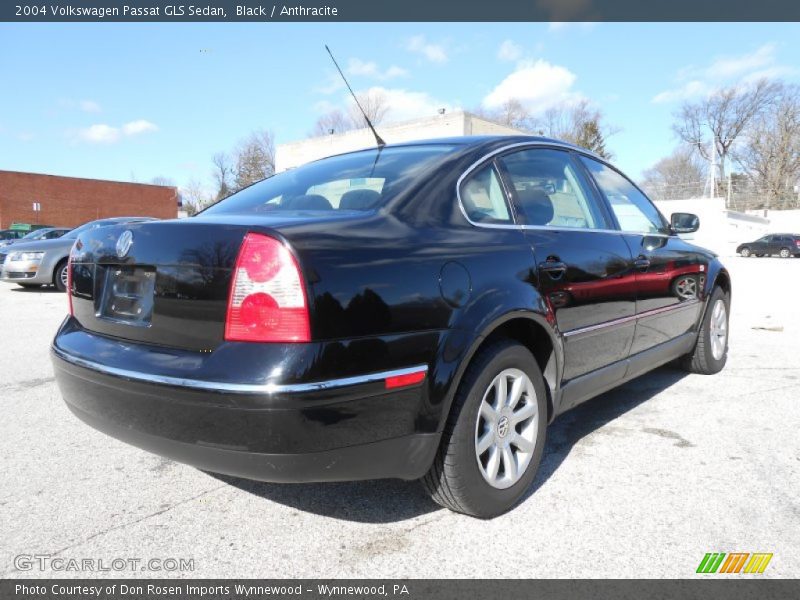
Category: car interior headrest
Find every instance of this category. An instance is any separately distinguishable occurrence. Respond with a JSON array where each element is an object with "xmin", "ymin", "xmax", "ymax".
[
  {"xmin": 286, "ymin": 194, "xmax": 333, "ymax": 210},
  {"xmin": 339, "ymin": 189, "xmax": 382, "ymax": 211},
  {"xmin": 517, "ymin": 188, "xmax": 554, "ymax": 226}
]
